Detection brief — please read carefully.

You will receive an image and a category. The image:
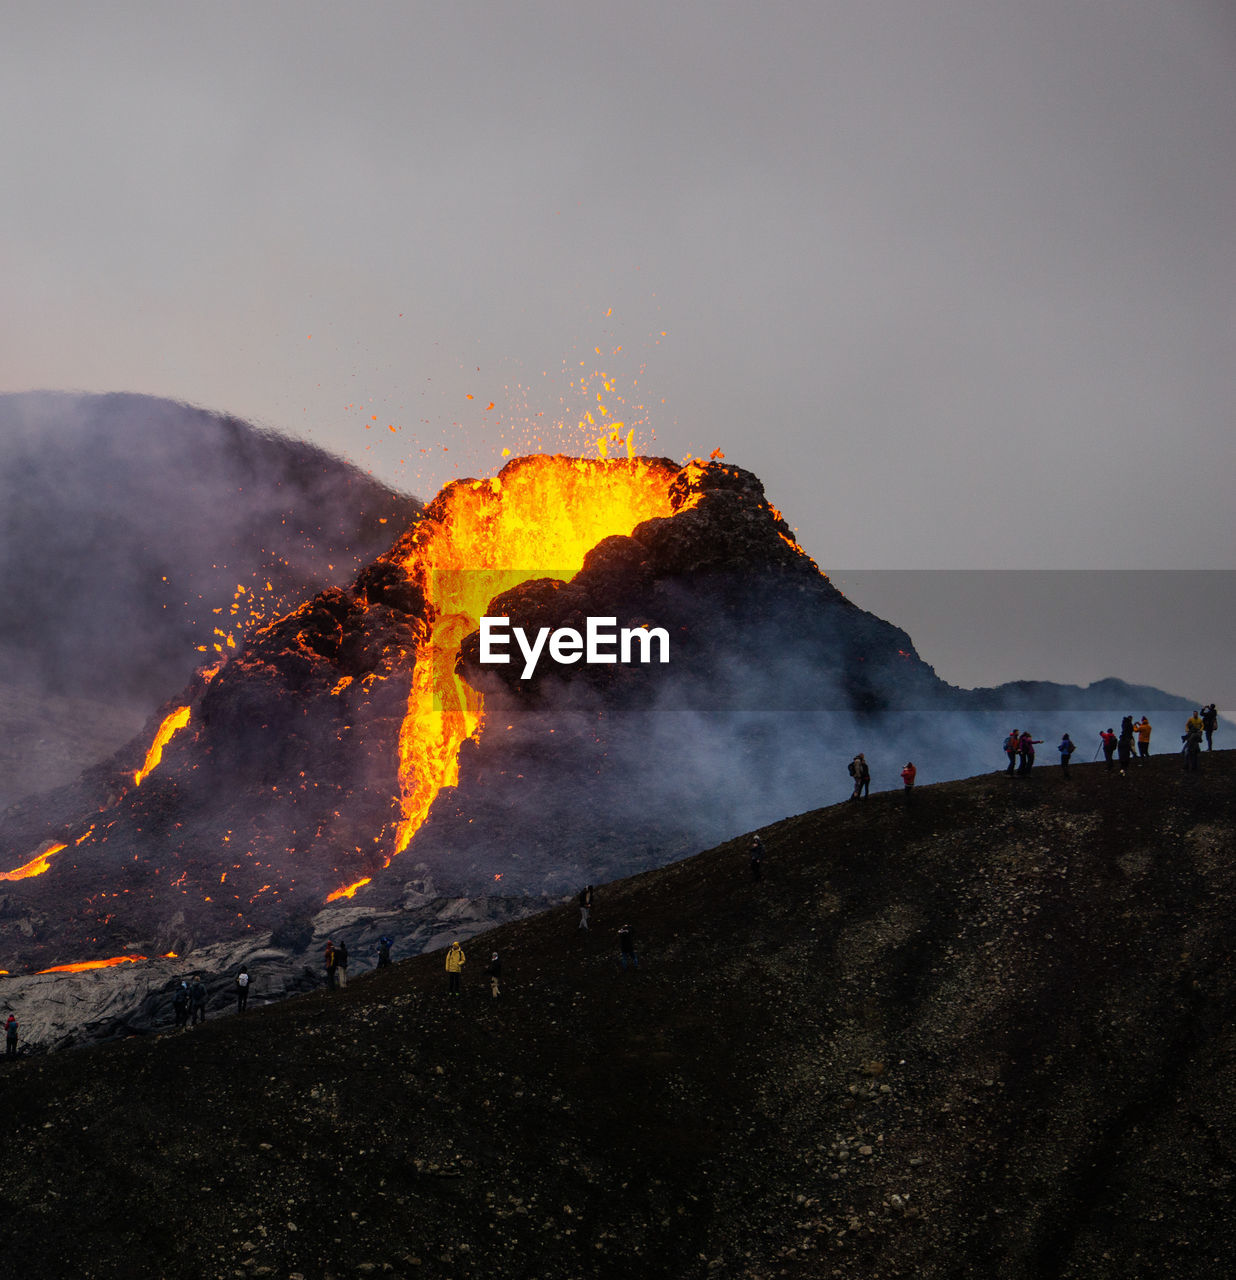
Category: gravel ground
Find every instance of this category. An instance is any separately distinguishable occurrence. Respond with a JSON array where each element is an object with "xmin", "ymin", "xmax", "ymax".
[{"xmin": 1, "ymin": 751, "xmax": 1232, "ymax": 1280}]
